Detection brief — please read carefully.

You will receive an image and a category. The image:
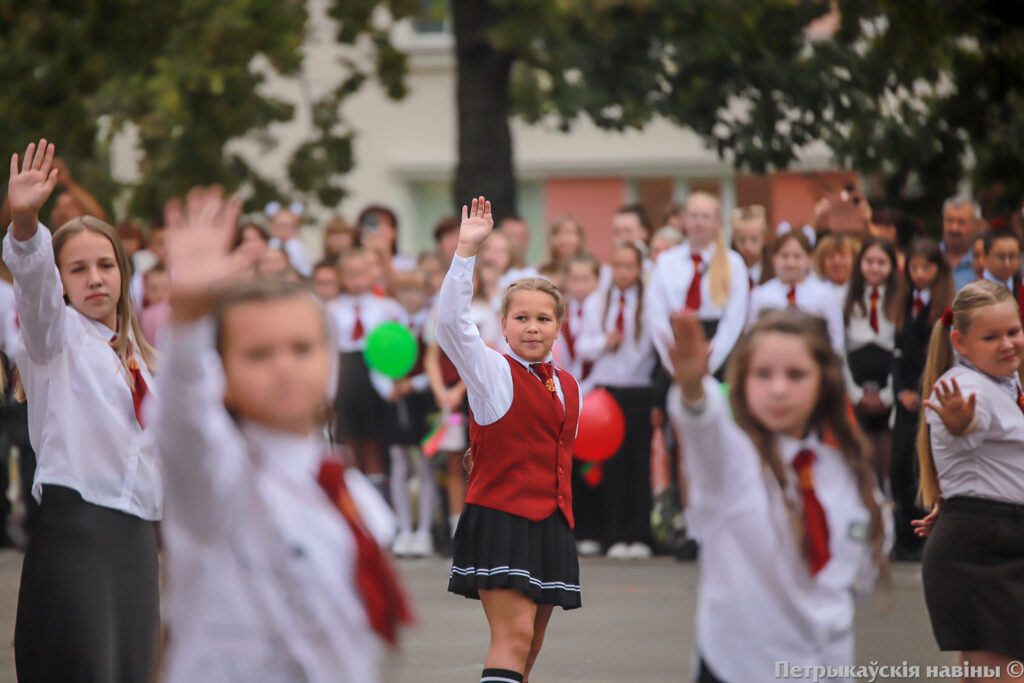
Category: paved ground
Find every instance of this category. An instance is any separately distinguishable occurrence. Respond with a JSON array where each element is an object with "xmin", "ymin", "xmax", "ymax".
[{"xmin": 0, "ymin": 550, "xmax": 952, "ymax": 682}]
